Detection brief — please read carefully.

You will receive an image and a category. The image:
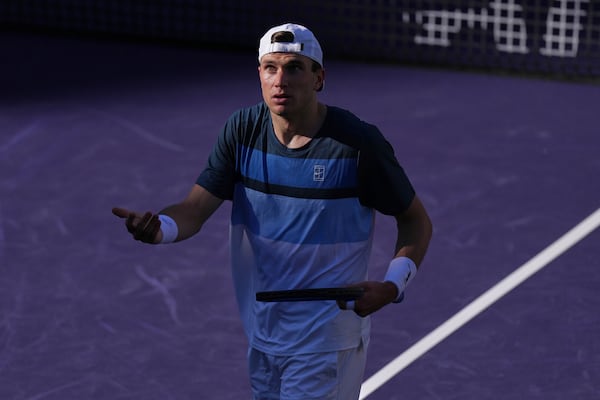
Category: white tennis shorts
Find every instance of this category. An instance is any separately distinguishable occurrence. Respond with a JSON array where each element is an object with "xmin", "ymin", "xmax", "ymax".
[{"xmin": 248, "ymin": 337, "xmax": 369, "ymax": 400}]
